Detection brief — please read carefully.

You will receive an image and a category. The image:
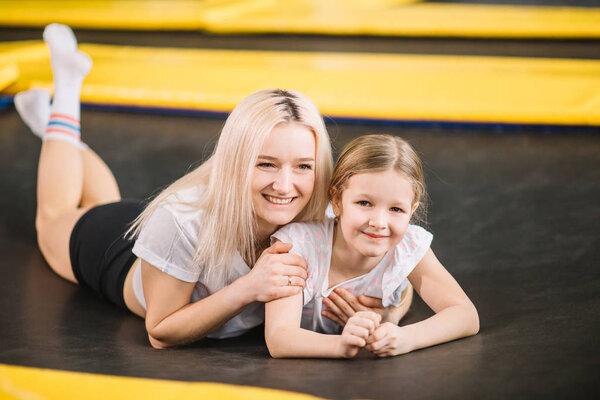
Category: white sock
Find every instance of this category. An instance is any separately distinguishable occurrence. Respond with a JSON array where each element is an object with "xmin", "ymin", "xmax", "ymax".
[
  {"xmin": 14, "ymin": 88, "xmax": 50, "ymax": 138},
  {"xmin": 14, "ymin": 88, "xmax": 88, "ymax": 150},
  {"xmin": 43, "ymin": 23, "xmax": 91, "ymax": 145}
]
